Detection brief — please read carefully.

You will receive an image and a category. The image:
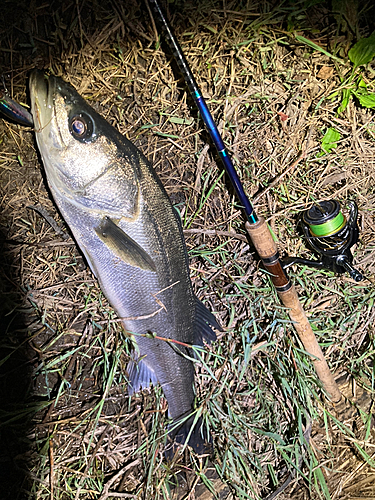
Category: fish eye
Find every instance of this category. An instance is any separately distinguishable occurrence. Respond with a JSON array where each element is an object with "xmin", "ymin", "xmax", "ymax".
[{"xmin": 69, "ymin": 113, "xmax": 94, "ymax": 142}]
